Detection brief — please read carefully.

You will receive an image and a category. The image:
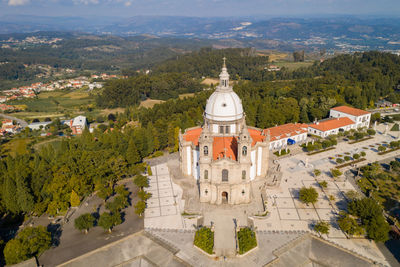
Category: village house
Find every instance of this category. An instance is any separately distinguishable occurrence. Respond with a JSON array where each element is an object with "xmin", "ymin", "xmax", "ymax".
[{"xmin": 69, "ymin": 116, "xmax": 88, "ymax": 135}]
